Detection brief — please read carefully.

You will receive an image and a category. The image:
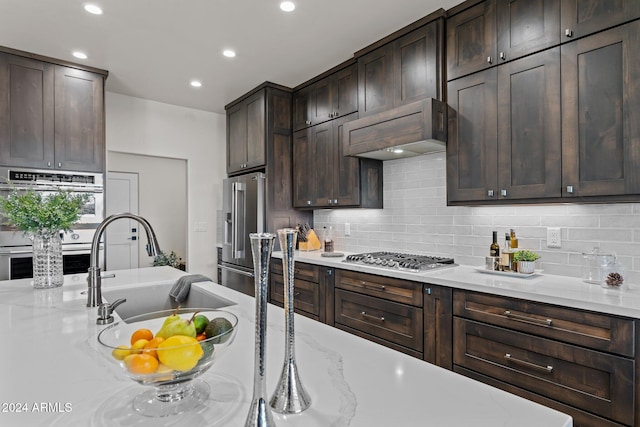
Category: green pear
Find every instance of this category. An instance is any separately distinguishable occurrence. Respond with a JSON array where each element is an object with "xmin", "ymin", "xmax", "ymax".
[{"xmin": 156, "ymin": 311, "xmax": 197, "ymax": 338}]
